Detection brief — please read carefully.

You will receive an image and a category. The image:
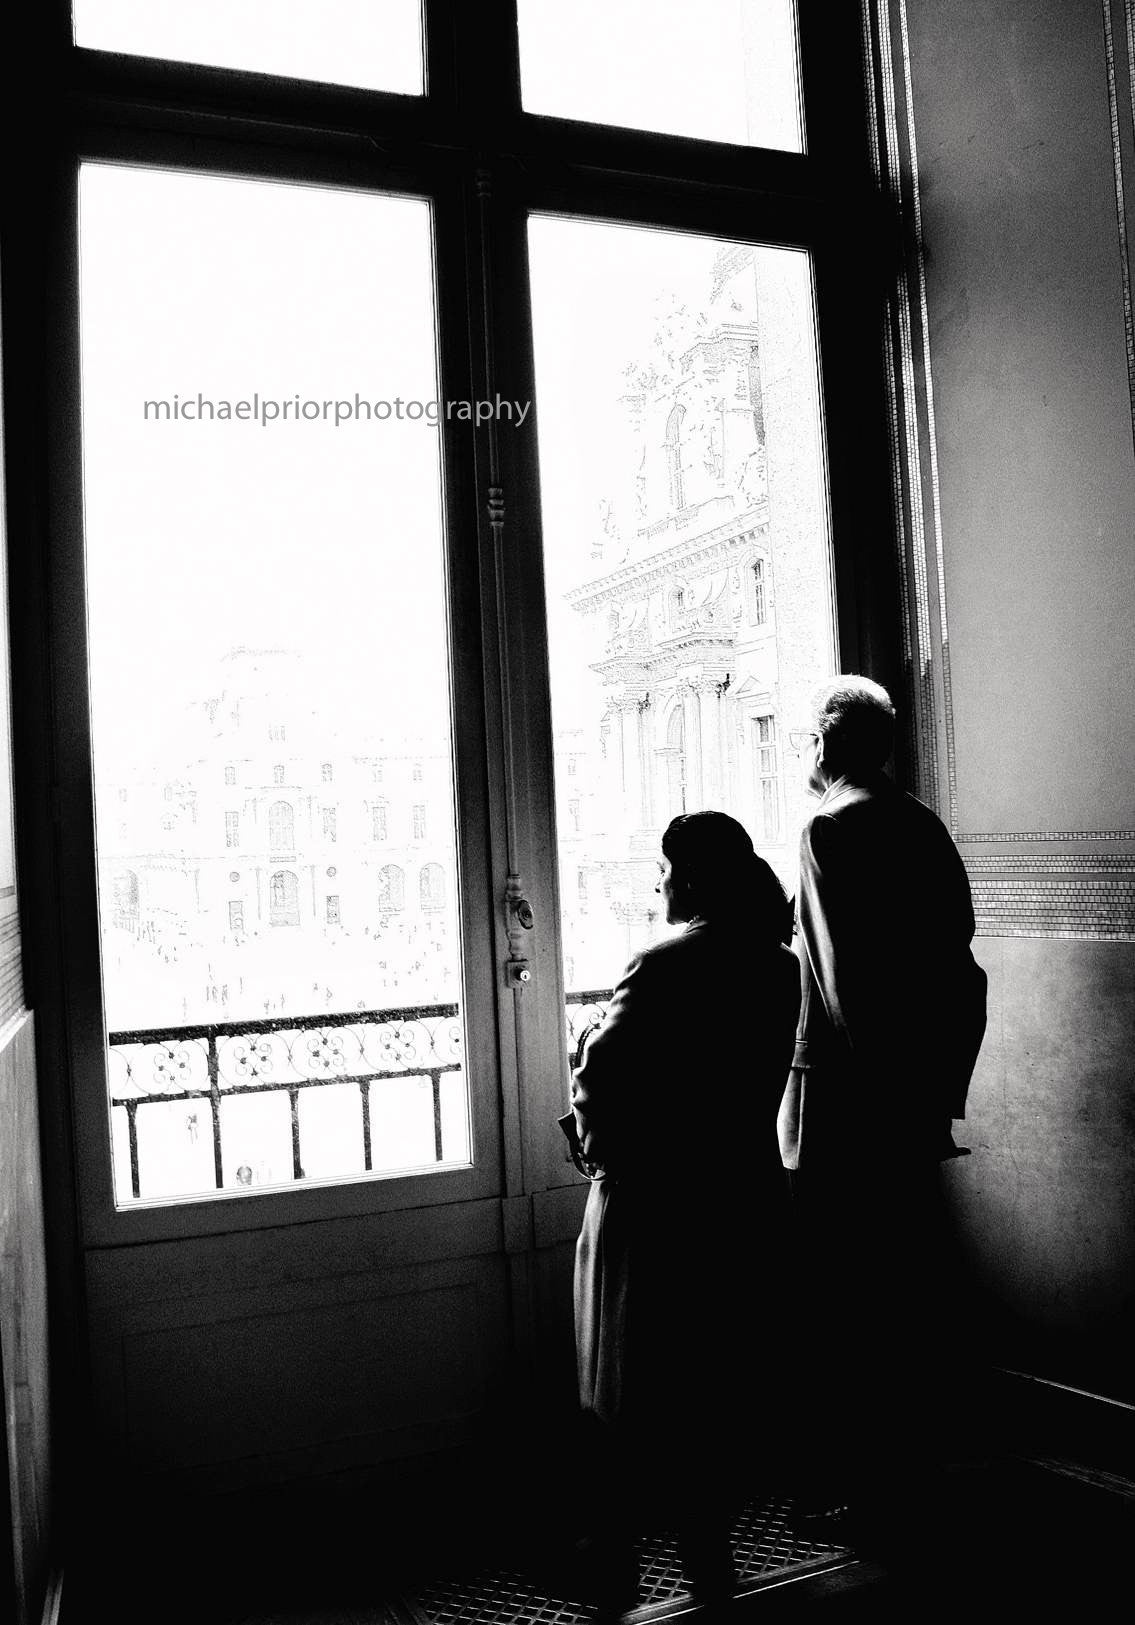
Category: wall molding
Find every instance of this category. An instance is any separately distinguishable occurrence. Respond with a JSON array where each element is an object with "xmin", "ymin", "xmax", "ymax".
[
  {"xmin": 1103, "ymin": 0, "xmax": 1135, "ymax": 458},
  {"xmin": 989, "ymin": 1366, "xmax": 1135, "ymax": 1479},
  {"xmin": 40, "ymin": 1567, "xmax": 63, "ymax": 1625},
  {"xmin": 864, "ymin": 0, "xmax": 962, "ymax": 832},
  {"xmin": 865, "ymin": 0, "xmax": 947, "ymax": 823}
]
